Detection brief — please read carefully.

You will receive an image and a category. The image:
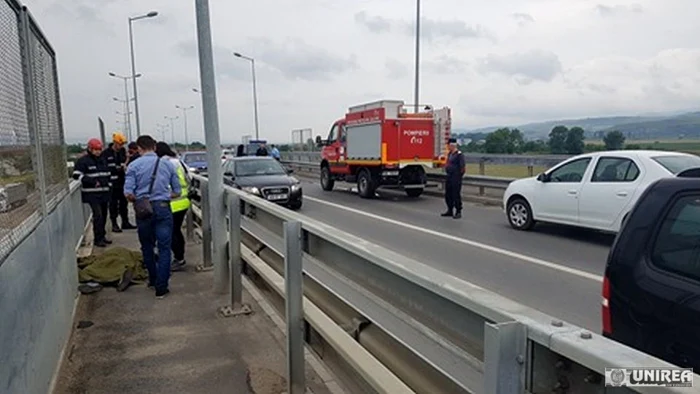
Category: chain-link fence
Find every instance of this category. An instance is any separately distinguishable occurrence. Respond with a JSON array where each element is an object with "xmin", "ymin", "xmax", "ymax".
[{"xmin": 0, "ymin": 0, "xmax": 68, "ymax": 262}]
